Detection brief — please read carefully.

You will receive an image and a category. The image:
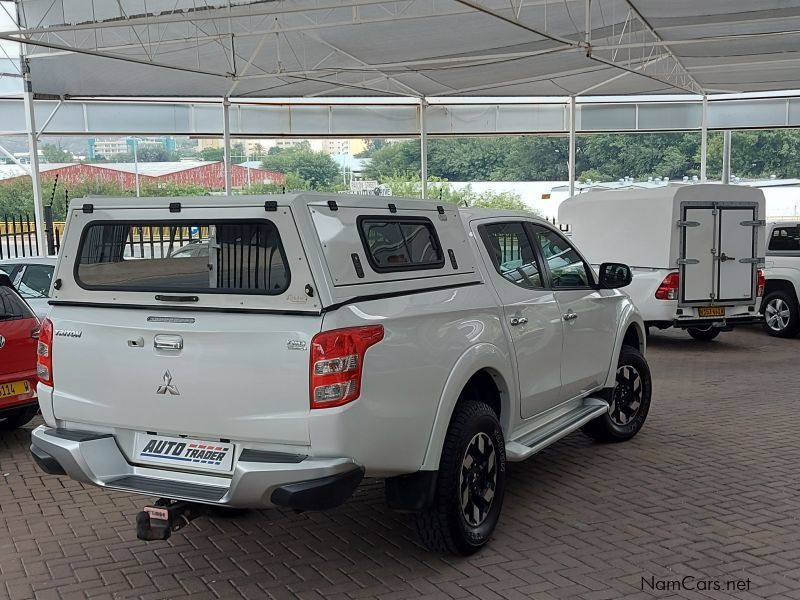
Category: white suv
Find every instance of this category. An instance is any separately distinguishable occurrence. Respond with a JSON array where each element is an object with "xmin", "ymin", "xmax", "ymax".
[
  {"xmin": 30, "ymin": 194, "xmax": 650, "ymax": 555},
  {"xmin": 762, "ymin": 221, "xmax": 800, "ymax": 337}
]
